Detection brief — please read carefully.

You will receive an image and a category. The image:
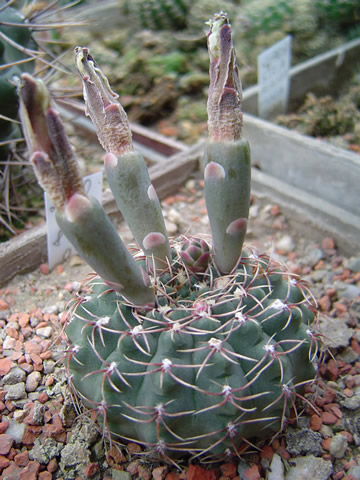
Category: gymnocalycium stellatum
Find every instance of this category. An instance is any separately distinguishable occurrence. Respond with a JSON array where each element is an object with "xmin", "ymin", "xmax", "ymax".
[{"xmin": 18, "ymin": 13, "xmax": 321, "ymax": 462}]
